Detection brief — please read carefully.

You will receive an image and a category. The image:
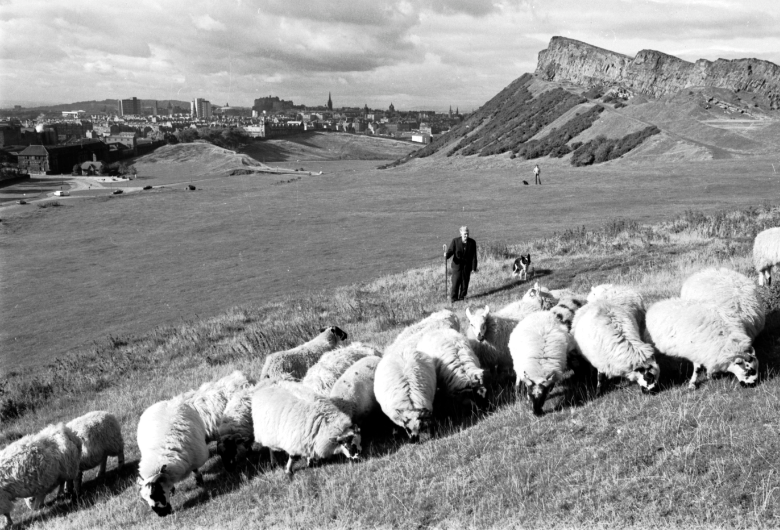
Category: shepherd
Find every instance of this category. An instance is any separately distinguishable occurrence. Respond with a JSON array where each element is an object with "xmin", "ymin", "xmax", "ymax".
[{"xmin": 443, "ymin": 226, "xmax": 478, "ymax": 303}]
